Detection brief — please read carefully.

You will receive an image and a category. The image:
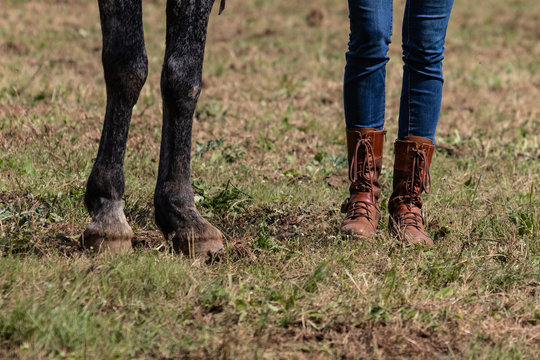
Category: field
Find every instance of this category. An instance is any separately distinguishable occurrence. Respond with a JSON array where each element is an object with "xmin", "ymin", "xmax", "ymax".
[{"xmin": 0, "ymin": 0, "xmax": 539, "ymax": 358}]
